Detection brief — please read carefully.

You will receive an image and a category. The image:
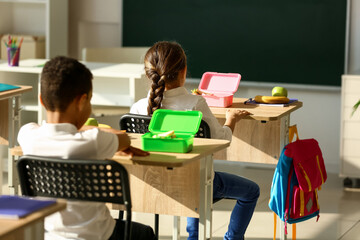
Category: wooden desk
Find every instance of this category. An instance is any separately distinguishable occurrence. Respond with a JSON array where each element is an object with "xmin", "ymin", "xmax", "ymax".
[
  {"xmin": 0, "ymin": 59, "xmax": 148, "ymax": 122},
  {"xmin": 0, "ymin": 85, "xmax": 32, "ymax": 195},
  {"xmin": 210, "ymin": 98, "xmax": 303, "ymax": 164},
  {"xmin": 11, "ymin": 133, "xmax": 230, "ymax": 240},
  {"xmin": 0, "ymin": 200, "xmax": 66, "ymax": 240}
]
